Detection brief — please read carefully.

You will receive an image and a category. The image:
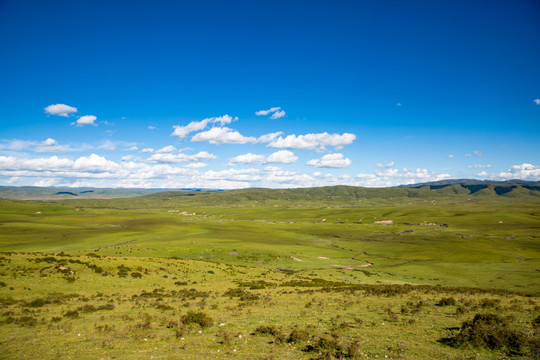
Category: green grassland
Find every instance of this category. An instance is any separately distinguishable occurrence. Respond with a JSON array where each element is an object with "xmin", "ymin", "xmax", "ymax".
[{"xmin": 0, "ymin": 185, "xmax": 539, "ymax": 359}]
